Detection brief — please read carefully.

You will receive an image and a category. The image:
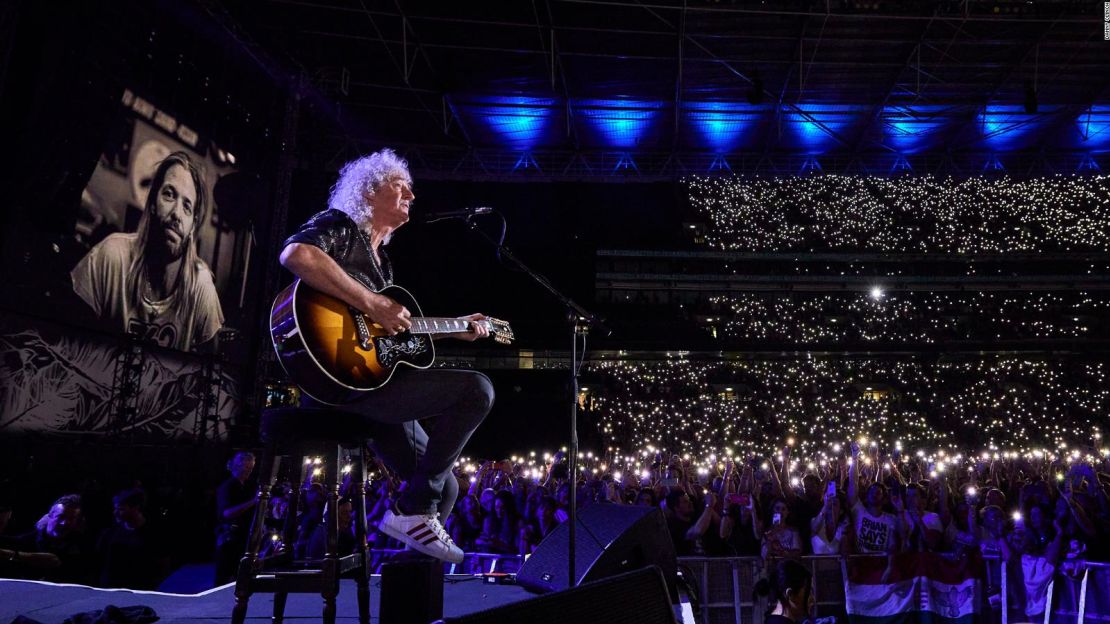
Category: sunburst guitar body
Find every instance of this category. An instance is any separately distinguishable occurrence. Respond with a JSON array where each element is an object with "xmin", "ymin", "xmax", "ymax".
[{"xmin": 270, "ymin": 280, "xmax": 513, "ymax": 405}]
